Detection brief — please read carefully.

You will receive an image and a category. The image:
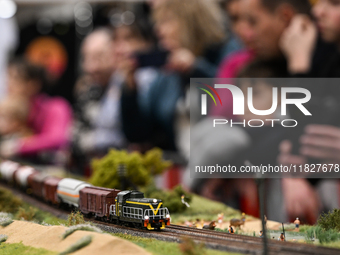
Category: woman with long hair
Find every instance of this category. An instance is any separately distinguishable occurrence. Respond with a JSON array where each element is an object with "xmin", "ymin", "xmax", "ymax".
[{"xmin": 121, "ymin": 0, "xmax": 234, "ymax": 152}]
